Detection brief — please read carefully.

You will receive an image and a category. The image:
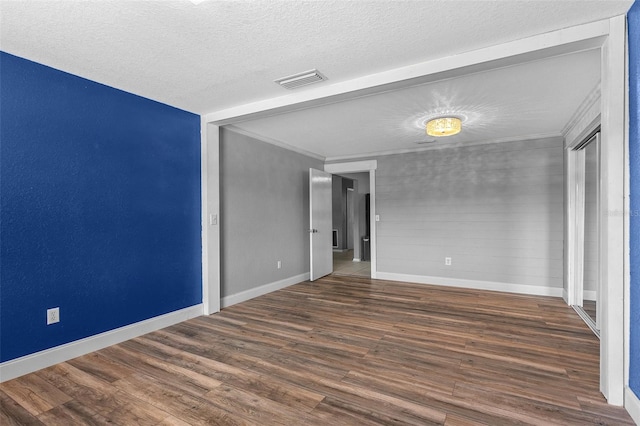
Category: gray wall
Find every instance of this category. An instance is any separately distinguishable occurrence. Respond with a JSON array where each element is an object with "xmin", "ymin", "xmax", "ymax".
[
  {"xmin": 221, "ymin": 130, "xmax": 563, "ymax": 297},
  {"xmin": 220, "ymin": 128, "xmax": 323, "ymax": 297},
  {"xmin": 334, "ymin": 137, "xmax": 564, "ymax": 290}
]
